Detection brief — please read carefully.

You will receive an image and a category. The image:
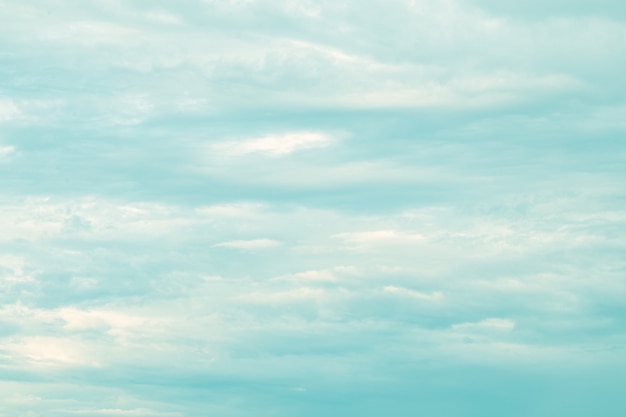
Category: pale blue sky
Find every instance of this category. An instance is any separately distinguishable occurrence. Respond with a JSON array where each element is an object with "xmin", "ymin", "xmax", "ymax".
[{"xmin": 1, "ymin": 1, "xmax": 625, "ymax": 416}]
